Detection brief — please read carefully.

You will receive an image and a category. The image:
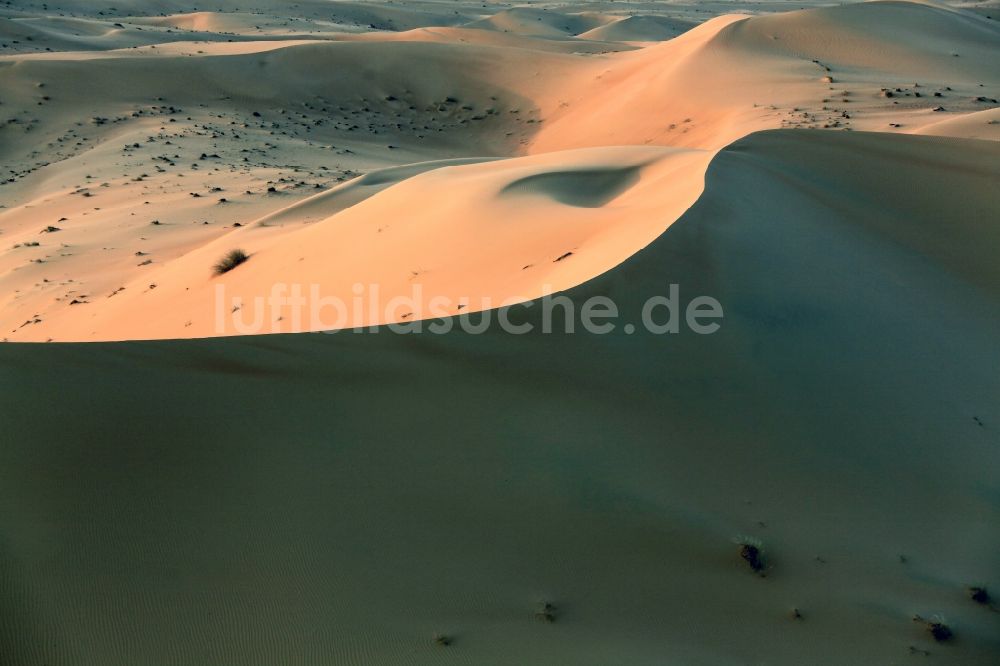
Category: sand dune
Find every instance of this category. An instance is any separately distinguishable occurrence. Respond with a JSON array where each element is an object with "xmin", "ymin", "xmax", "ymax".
[
  {"xmin": 530, "ymin": 0, "xmax": 1000, "ymax": 152},
  {"xmin": 1, "ymin": 1, "xmax": 999, "ymax": 663},
  {"xmin": 578, "ymin": 15, "xmax": 698, "ymax": 42},
  {"xmin": 5, "ymin": 1, "xmax": 997, "ymax": 341},
  {"xmin": 16, "ymin": 0, "xmax": 478, "ymax": 33},
  {"xmin": 370, "ymin": 25, "xmax": 633, "ymax": 54},
  {"xmin": 2, "ymin": 130, "xmax": 998, "ymax": 665},
  {"xmin": 465, "ymin": 7, "xmax": 614, "ymax": 38},
  {"xmin": 130, "ymin": 12, "xmax": 274, "ymax": 34},
  {"xmin": 46, "ymin": 146, "xmax": 710, "ymax": 340},
  {"xmin": 911, "ymin": 106, "xmax": 1000, "ymax": 139}
]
